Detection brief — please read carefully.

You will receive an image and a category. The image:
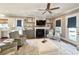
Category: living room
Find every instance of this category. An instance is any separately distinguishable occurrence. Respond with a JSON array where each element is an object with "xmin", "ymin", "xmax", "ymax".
[{"xmin": 0, "ymin": 3, "xmax": 79, "ymax": 55}]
